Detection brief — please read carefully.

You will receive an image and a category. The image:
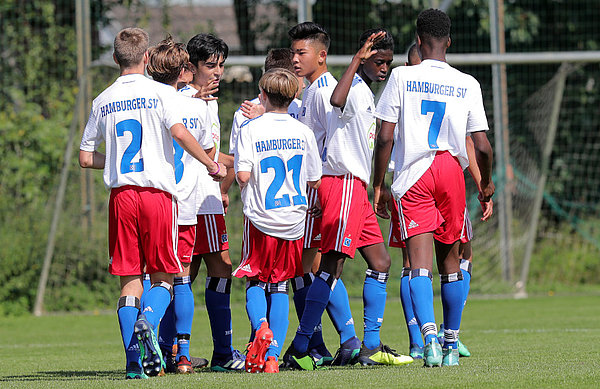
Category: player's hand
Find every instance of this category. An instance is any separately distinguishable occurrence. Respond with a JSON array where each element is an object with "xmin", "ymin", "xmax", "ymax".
[
  {"xmin": 193, "ymin": 80, "xmax": 219, "ymax": 101},
  {"xmin": 373, "ymin": 186, "xmax": 391, "ymax": 219},
  {"xmin": 480, "ymin": 198, "xmax": 493, "ymax": 221},
  {"xmin": 478, "ymin": 179, "xmax": 495, "ymax": 203},
  {"xmin": 221, "ymin": 192, "xmax": 229, "ymax": 214},
  {"xmin": 356, "ymin": 31, "xmax": 386, "ymax": 62},
  {"xmin": 208, "ymin": 162, "xmax": 227, "ymax": 181},
  {"xmin": 241, "ymin": 99, "xmax": 265, "ymax": 119},
  {"xmin": 308, "ymin": 197, "xmax": 322, "ymax": 218}
]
